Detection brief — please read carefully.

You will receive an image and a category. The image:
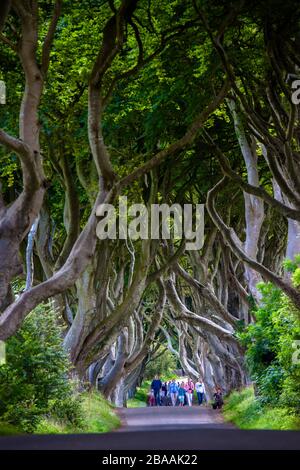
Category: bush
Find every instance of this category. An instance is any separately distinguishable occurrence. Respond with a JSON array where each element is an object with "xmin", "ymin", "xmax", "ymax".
[
  {"xmin": 49, "ymin": 395, "xmax": 84, "ymax": 428},
  {"xmin": 0, "ymin": 421, "xmax": 21, "ymax": 435},
  {"xmin": 0, "ymin": 302, "xmax": 121, "ymax": 435},
  {"xmin": 223, "ymin": 386, "xmax": 300, "ymax": 430},
  {"xmin": 0, "ymin": 302, "xmax": 82, "ymax": 432},
  {"xmin": 36, "ymin": 391, "xmax": 121, "ymax": 434},
  {"xmin": 239, "ymin": 275, "xmax": 300, "ymax": 414}
]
